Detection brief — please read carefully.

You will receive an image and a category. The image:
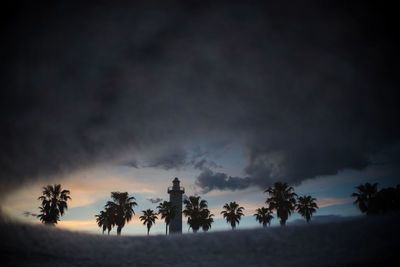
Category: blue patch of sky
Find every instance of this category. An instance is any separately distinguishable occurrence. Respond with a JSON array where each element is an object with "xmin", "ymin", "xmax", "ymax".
[{"xmin": 206, "ymin": 144, "xmax": 248, "ymax": 177}]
